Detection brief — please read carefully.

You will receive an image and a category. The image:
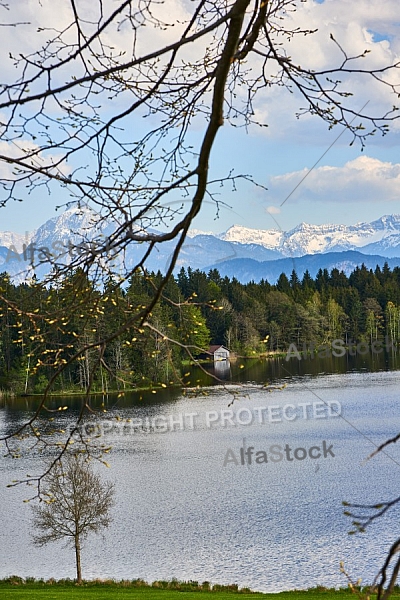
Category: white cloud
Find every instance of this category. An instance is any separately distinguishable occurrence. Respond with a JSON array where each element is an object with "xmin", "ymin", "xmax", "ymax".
[
  {"xmin": 1, "ymin": 1, "xmax": 400, "ymax": 146},
  {"xmin": 248, "ymin": 0, "xmax": 400, "ymax": 142},
  {"xmin": 0, "ymin": 139, "xmax": 71, "ymax": 181},
  {"xmin": 0, "ymin": 0, "xmax": 192, "ymax": 87},
  {"xmin": 268, "ymin": 155, "xmax": 400, "ymax": 203}
]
